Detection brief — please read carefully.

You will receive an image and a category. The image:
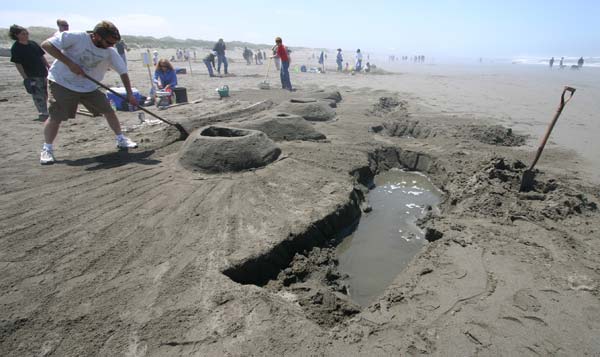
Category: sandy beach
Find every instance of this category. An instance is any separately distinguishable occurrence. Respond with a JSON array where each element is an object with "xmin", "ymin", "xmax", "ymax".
[{"xmin": 1, "ymin": 48, "xmax": 599, "ymax": 356}]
